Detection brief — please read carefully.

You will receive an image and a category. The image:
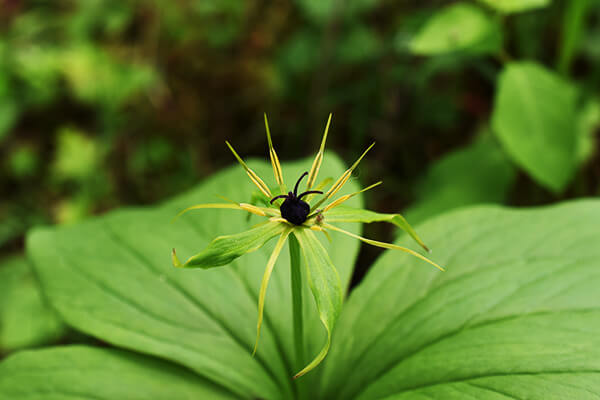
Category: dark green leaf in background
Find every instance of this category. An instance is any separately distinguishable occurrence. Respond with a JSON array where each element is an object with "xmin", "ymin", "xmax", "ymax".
[
  {"xmin": 410, "ymin": 3, "xmax": 502, "ymax": 56},
  {"xmin": 404, "ymin": 134, "xmax": 516, "ymax": 225},
  {"xmin": 296, "ymin": 0, "xmax": 378, "ymax": 24},
  {"xmin": 492, "ymin": 62, "xmax": 579, "ymax": 193},
  {"xmin": 336, "ymin": 25, "xmax": 381, "ymax": 65},
  {"xmin": 320, "ymin": 200, "xmax": 600, "ymax": 399}
]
